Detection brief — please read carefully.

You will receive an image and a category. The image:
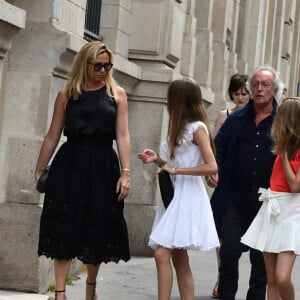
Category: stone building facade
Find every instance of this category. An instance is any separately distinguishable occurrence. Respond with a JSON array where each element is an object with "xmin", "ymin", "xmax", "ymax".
[{"xmin": 0, "ymin": 0, "xmax": 299, "ymax": 293}]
